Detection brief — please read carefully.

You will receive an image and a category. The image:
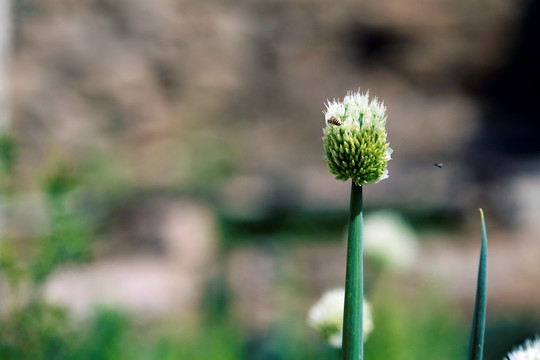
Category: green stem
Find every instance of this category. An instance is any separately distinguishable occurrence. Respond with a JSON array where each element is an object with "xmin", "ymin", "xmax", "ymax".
[
  {"xmin": 342, "ymin": 182, "xmax": 363, "ymax": 360},
  {"xmin": 467, "ymin": 209, "xmax": 488, "ymax": 360}
]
